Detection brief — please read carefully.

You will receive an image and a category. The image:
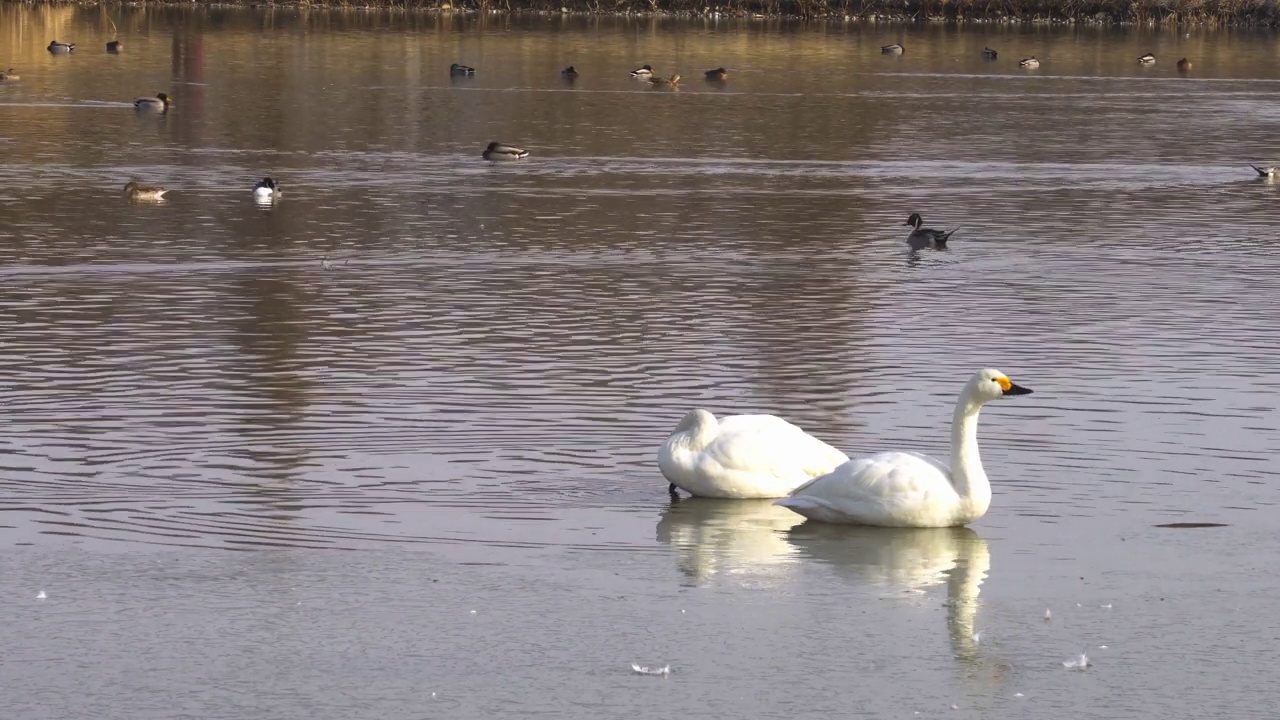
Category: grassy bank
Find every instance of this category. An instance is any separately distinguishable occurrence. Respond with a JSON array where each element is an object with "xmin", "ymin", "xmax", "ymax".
[{"xmin": 8, "ymin": 0, "xmax": 1280, "ymax": 24}]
